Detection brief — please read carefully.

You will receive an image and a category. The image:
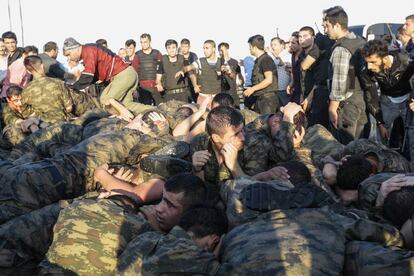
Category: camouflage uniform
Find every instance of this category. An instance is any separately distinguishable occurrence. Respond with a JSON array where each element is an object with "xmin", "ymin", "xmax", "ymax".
[
  {"xmin": 240, "ymin": 108, "xmax": 260, "ymax": 125},
  {"xmin": 38, "ymin": 198, "xmax": 154, "ymax": 275},
  {"xmin": 218, "ymin": 208, "xmax": 345, "ymax": 275},
  {"xmin": 0, "ymin": 129, "xmax": 169, "ymax": 223},
  {"xmin": 67, "ymin": 87, "xmax": 100, "ymax": 116},
  {"xmin": 343, "ymin": 217, "xmax": 412, "ymax": 276},
  {"xmin": 245, "ymin": 114, "xmax": 296, "ymax": 165},
  {"xmin": 190, "ymin": 131, "xmax": 271, "ymax": 188},
  {"xmin": 21, "ymin": 76, "xmax": 73, "ymax": 123},
  {"xmin": 81, "ymin": 117, "xmax": 128, "ymax": 140},
  {"xmin": 8, "ymin": 122, "xmax": 83, "ymax": 161},
  {"xmin": 115, "ymin": 226, "xmax": 221, "ymax": 275},
  {"xmin": 220, "ymin": 176, "xmax": 294, "ymax": 228},
  {"xmin": 1, "ymin": 104, "xmax": 34, "ymax": 146},
  {"xmin": 331, "ymin": 138, "xmax": 414, "ymax": 173}
]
